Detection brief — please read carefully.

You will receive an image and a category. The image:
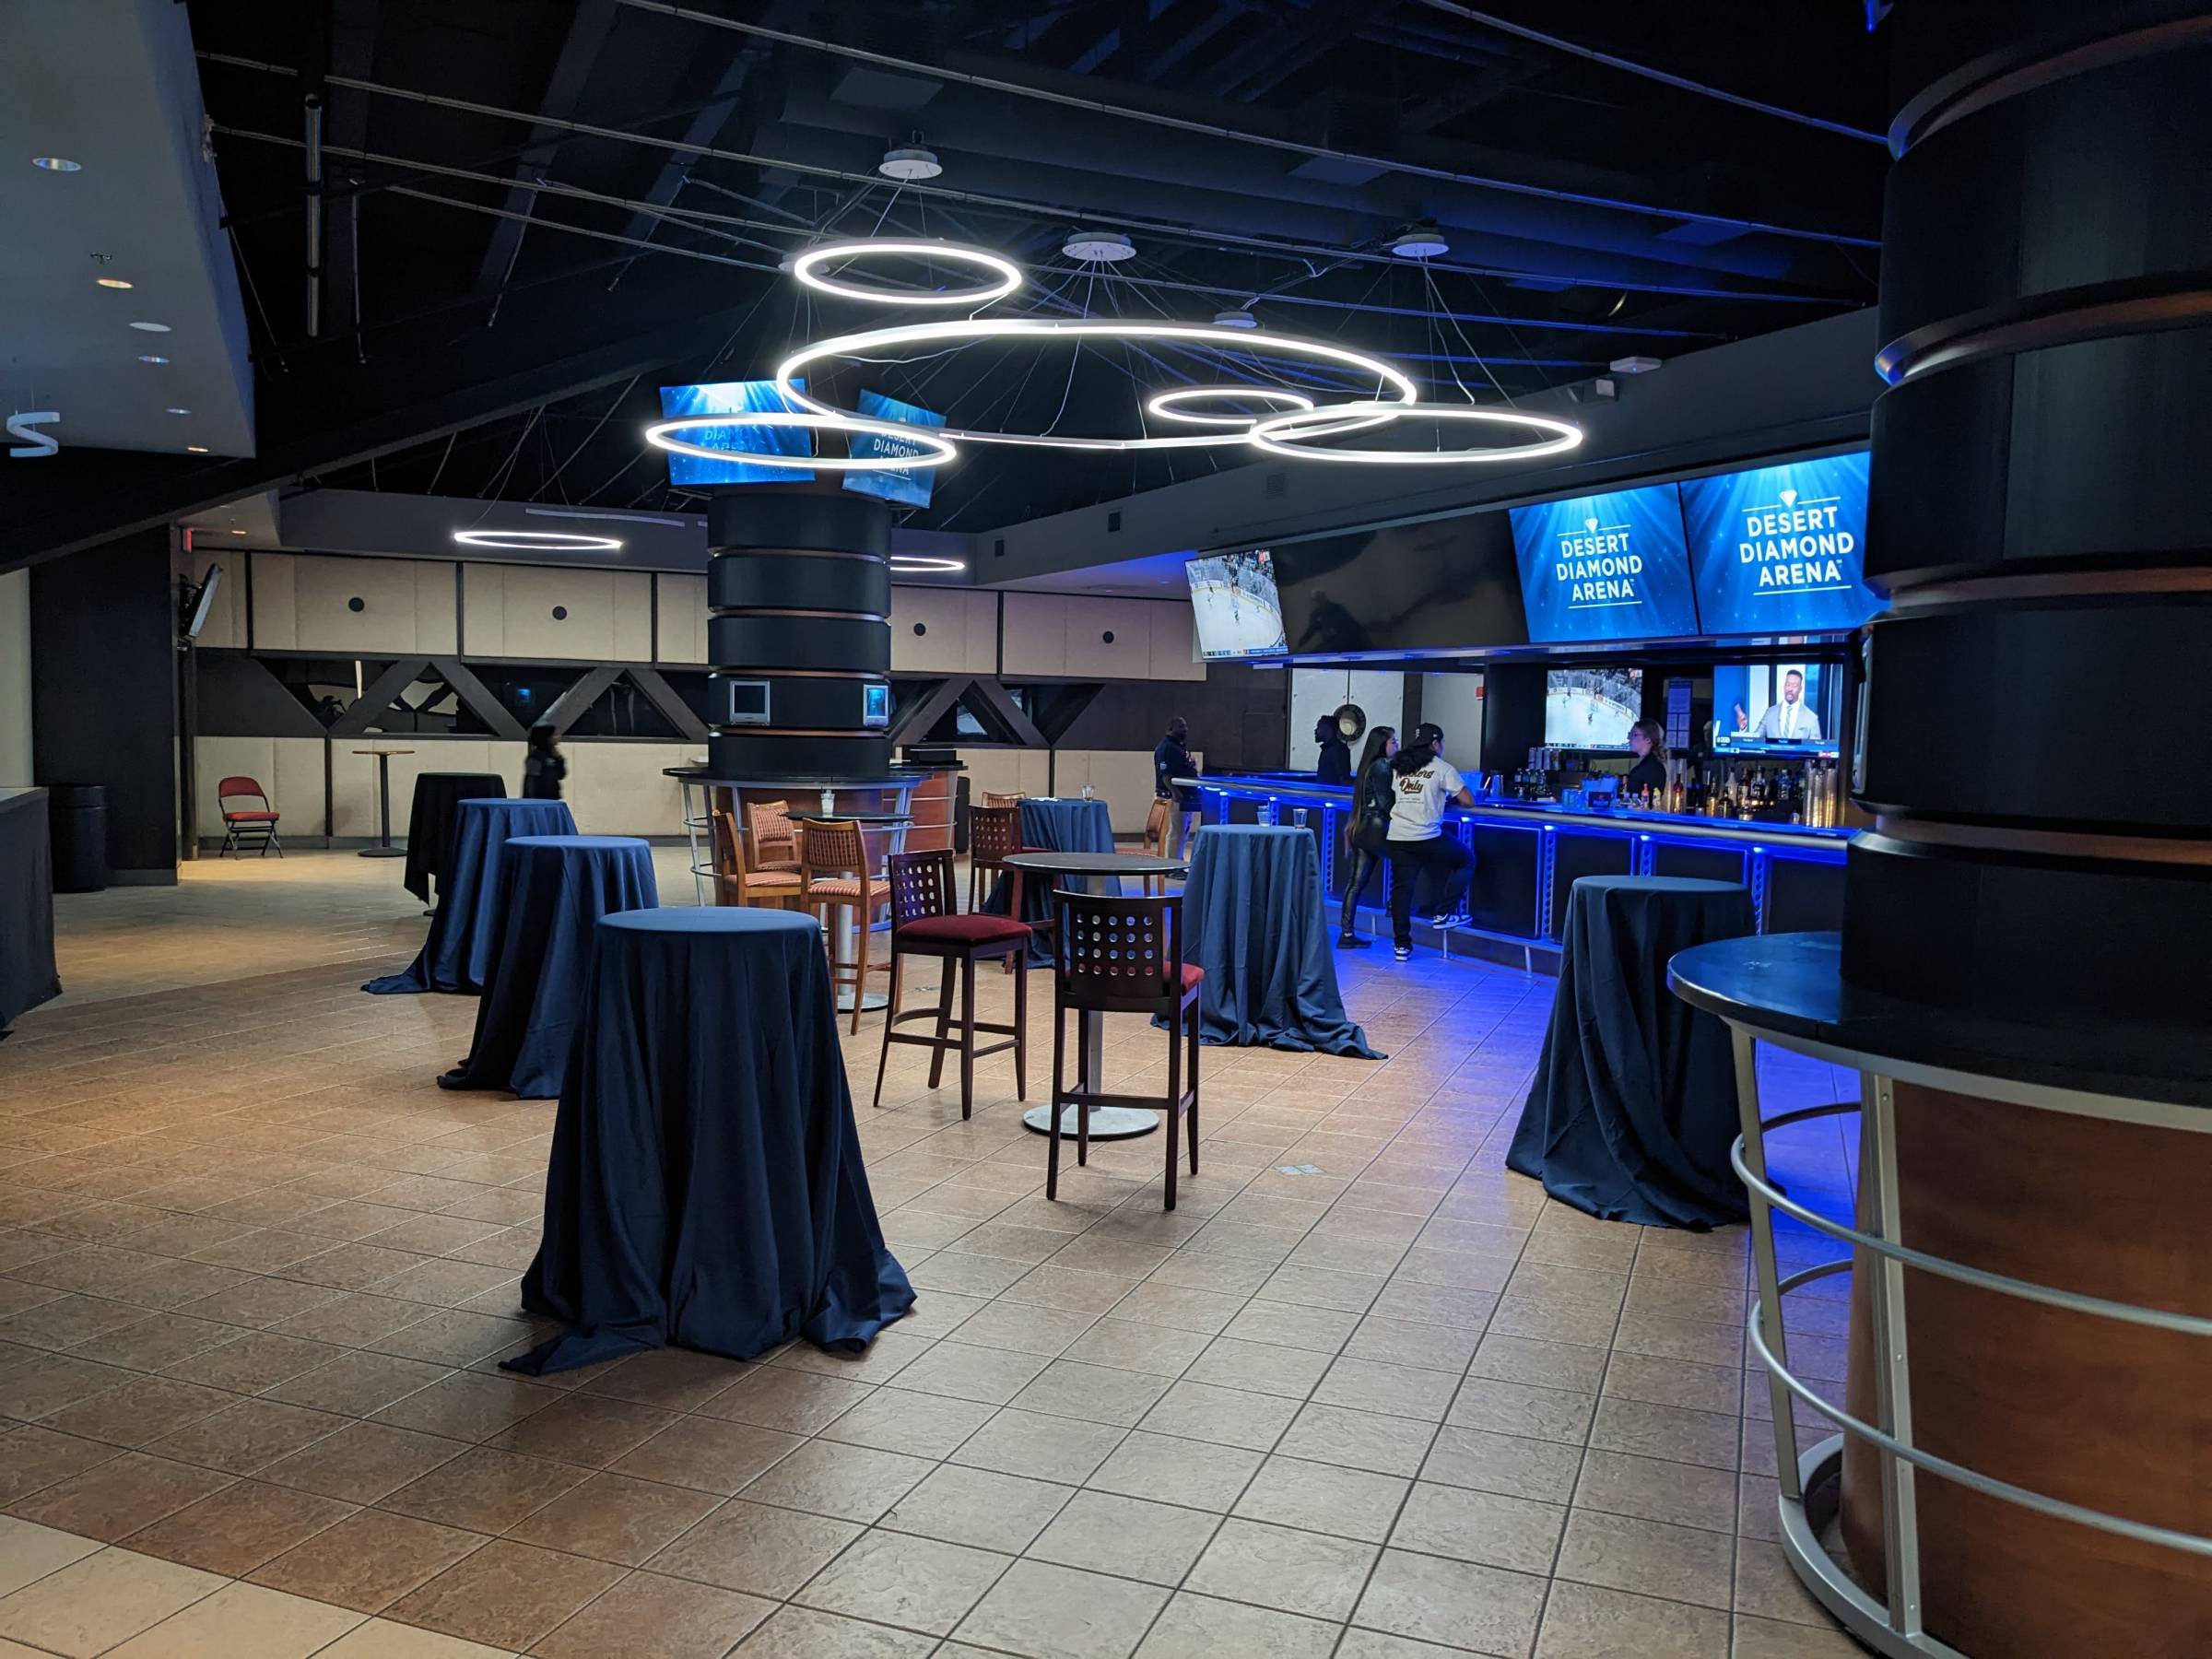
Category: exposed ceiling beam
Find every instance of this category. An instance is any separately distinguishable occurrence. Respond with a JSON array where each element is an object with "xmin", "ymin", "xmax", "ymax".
[{"xmin": 473, "ymin": 0, "xmax": 621, "ymax": 300}]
